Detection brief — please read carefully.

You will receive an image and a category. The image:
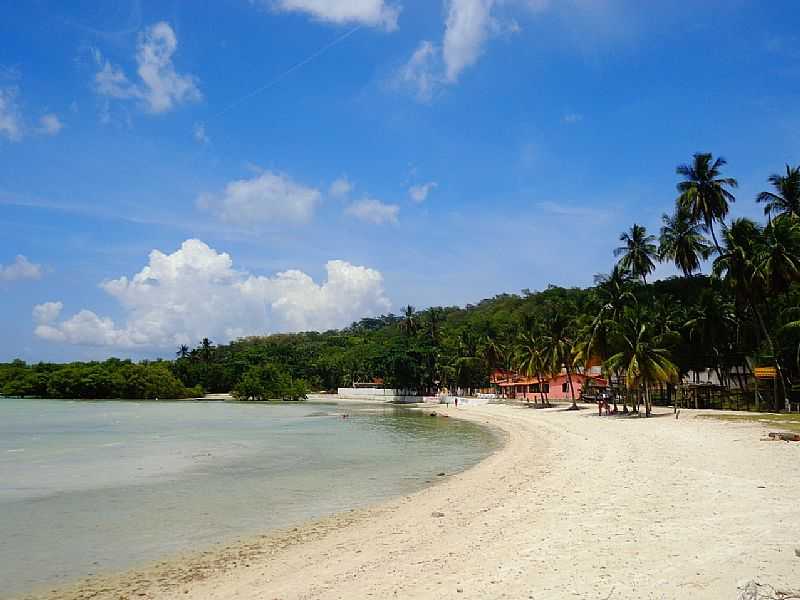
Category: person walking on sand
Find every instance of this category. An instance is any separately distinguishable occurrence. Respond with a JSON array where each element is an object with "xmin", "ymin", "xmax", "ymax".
[{"xmin": 454, "ymin": 397, "xmax": 458, "ymax": 408}]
